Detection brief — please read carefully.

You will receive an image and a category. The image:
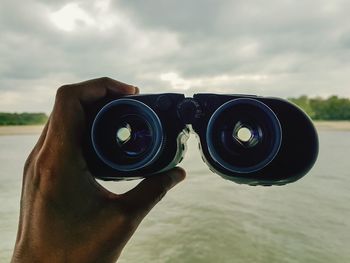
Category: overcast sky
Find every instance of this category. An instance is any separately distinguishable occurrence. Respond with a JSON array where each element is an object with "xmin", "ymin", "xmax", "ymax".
[{"xmin": 1, "ymin": 0, "xmax": 350, "ymax": 112}]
